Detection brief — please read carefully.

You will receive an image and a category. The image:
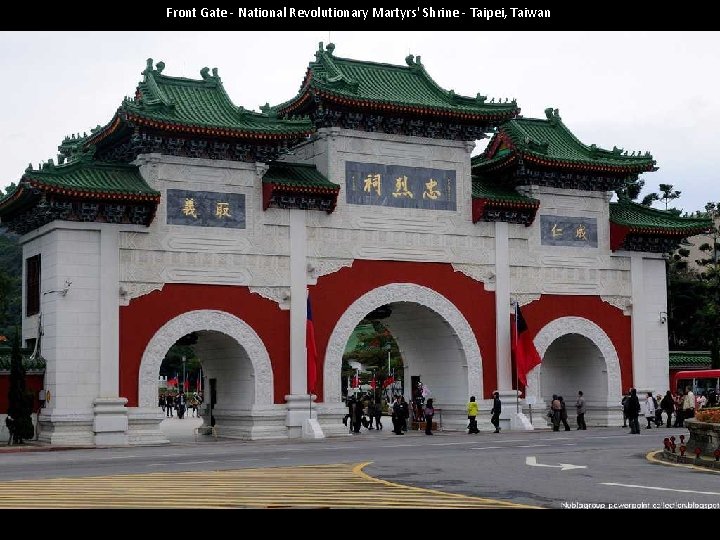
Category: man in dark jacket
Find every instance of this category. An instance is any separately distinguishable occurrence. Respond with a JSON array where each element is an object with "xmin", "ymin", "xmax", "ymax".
[
  {"xmin": 626, "ymin": 388, "xmax": 641, "ymax": 434},
  {"xmin": 491, "ymin": 391, "xmax": 501, "ymax": 433}
]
